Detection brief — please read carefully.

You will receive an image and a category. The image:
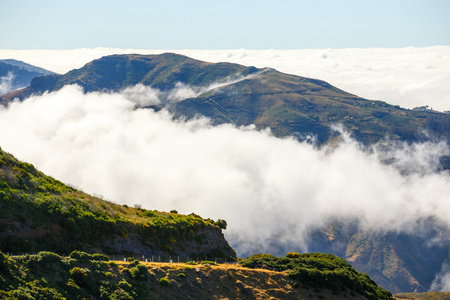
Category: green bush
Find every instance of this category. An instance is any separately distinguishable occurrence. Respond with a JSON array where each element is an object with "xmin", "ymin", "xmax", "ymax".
[
  {"xmin": 286, "ymin": 252, "xmax": 301, "ymax": 258},
  {"xmin": 118, "ymin": 279, "xmax": 132, "ymax": 292},
  {"xmin": 214, "ymin": 219, "xmax": 227, "ymax": 230},
  {"xmin": 110, "ymin": 289, "xmax": 133, "ymax": 300},
  {"xmin": 69, "ymin": 267, "xmax": 90, "ymax": 287},
  {"xmin": 92, "ymin": 253, "xmax": 109, "ymax": 261},
  {"xmin": 130, "ymin": 264, "xmax": 148, "ymax": 280},
  {"xmin": 159, "ymin": 277, "xmax": 171, "ymax": 286},
  {"xmin": 69, "ymin": 250, "xmax": 92, "ymax": 261}
]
